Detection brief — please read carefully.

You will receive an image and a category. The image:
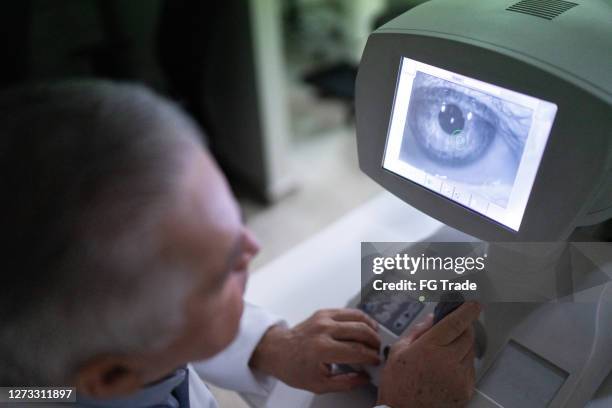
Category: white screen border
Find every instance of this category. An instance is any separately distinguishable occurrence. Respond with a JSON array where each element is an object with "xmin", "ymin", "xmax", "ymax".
[{"xmin": 382, "ymin": 57, "xmax": 558, "ymax": 232}]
